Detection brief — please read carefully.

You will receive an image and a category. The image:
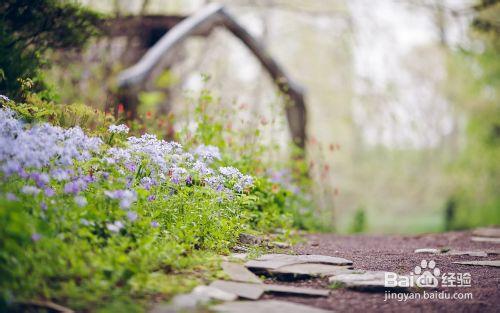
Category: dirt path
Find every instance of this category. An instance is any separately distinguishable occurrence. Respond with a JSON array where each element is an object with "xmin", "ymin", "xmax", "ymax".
[{"xmin": 262, "ymin": 231, "xmax": 500, "ymax": 312}]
